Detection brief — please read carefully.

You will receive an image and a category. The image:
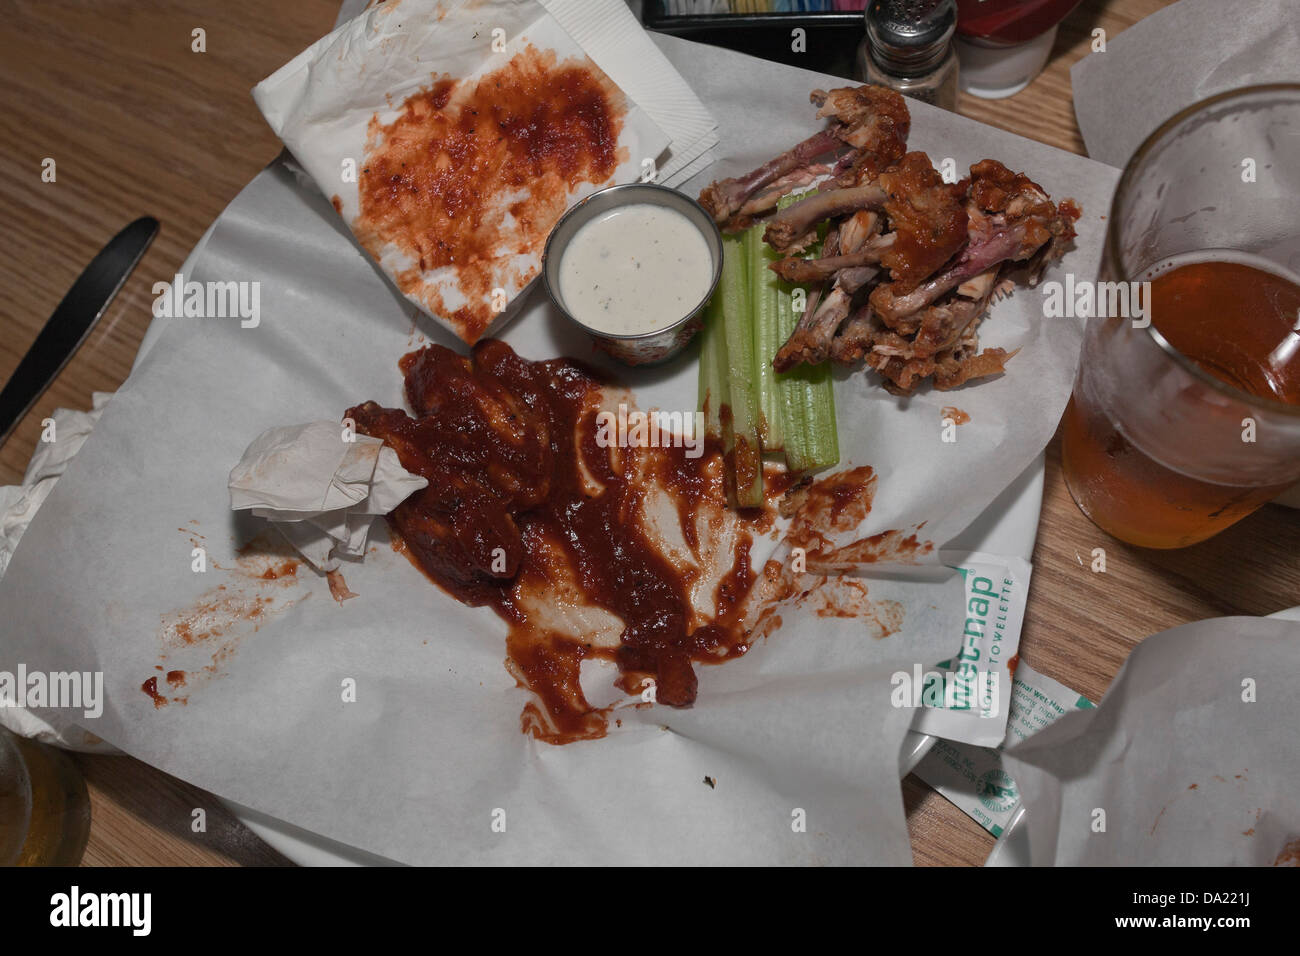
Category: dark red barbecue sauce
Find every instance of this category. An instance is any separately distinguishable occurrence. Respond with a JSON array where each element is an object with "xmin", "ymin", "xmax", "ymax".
[
  {"xmin": 141, "ymin": 677, "xmax": 168, "ymax": 709},
  {"xmin": 347, "ymin": 340, "xmax": 789, "ymax": 744}
]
